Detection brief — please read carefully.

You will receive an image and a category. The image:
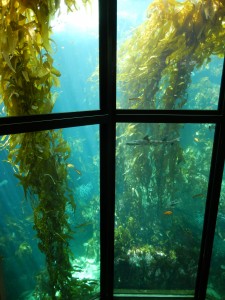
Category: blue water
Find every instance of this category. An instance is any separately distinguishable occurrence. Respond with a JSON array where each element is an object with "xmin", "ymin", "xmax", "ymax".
[
  {"xmin": 0, "ymin": 3, "xmax": 101, "ymax": 298},
  {"xmin": 0, "ymin": 149, "xmax": 44, "ymax": 299},
  {"xmin": 0, "ymin": 124, "xmax": 100, "ymax": 299},
  {"xmin": 52, "ymin": 31, "xmax": 99, "ymax": 112},
  {"xmin": 0, "ymin": 0, "xmax": 225, "ymax": 299}
]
